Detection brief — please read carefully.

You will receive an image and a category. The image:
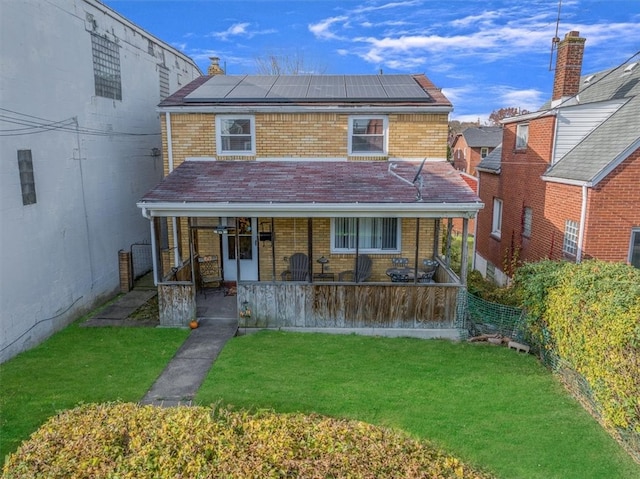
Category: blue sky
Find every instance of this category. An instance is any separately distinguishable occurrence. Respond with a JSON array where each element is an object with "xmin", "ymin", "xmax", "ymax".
[{"xmin": 103, "ymin": 0, "xmax": 640, "ymax": 122}]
